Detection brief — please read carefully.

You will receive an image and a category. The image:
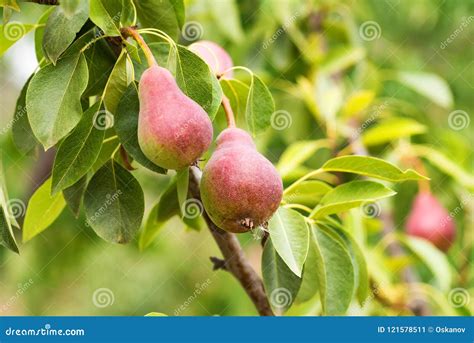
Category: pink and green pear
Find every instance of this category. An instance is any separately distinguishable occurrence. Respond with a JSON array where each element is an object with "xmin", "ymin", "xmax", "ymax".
[
  {"xmin": 200, "ymin": 128, "xmax": 283, "ymax": 233},
  {"xmin": 138, "ymin": 65, "xmax": 213, "ymax": 170},
  {"xmin": 406, "ymin": 192, "xmax": 455, "ymax": 251},
  {"xmin": 189, "ymin": 40, "xmax": 234, "ymax": 78}
]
